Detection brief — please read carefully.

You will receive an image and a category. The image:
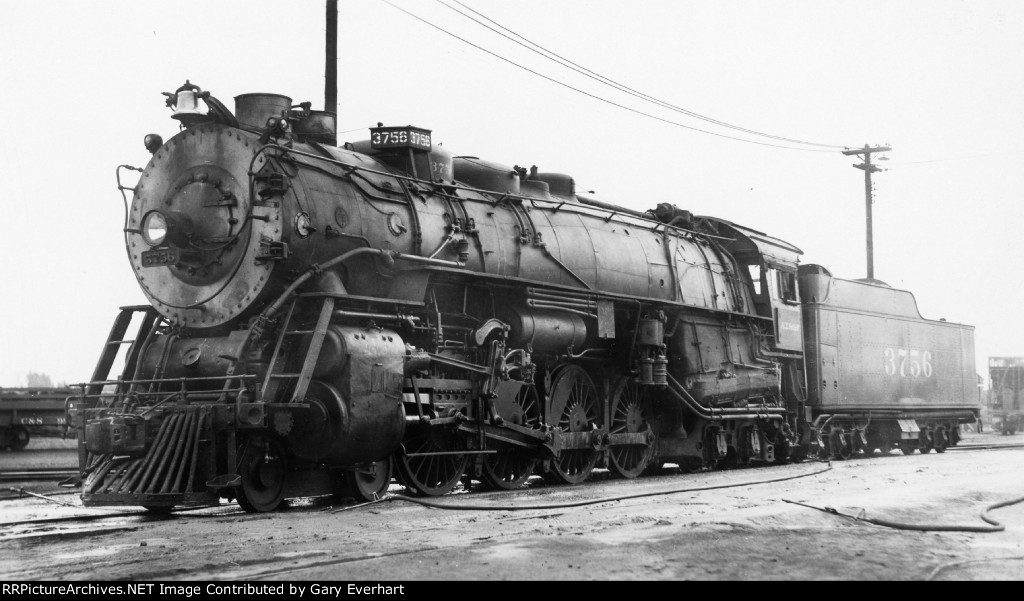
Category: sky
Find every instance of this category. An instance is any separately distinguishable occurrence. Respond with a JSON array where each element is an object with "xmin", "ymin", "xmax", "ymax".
[{"xmin": 1, "ymin": 0, "xmax": 1022, "ymax": 387}]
